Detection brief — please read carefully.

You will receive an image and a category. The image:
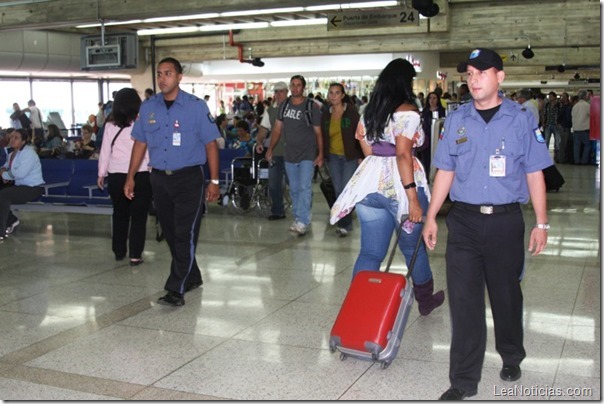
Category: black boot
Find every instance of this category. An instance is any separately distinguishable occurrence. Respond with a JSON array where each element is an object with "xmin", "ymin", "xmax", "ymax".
[{"xmin": 413, "ymin": 278, "xmax": 445, "ymax": 316}]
